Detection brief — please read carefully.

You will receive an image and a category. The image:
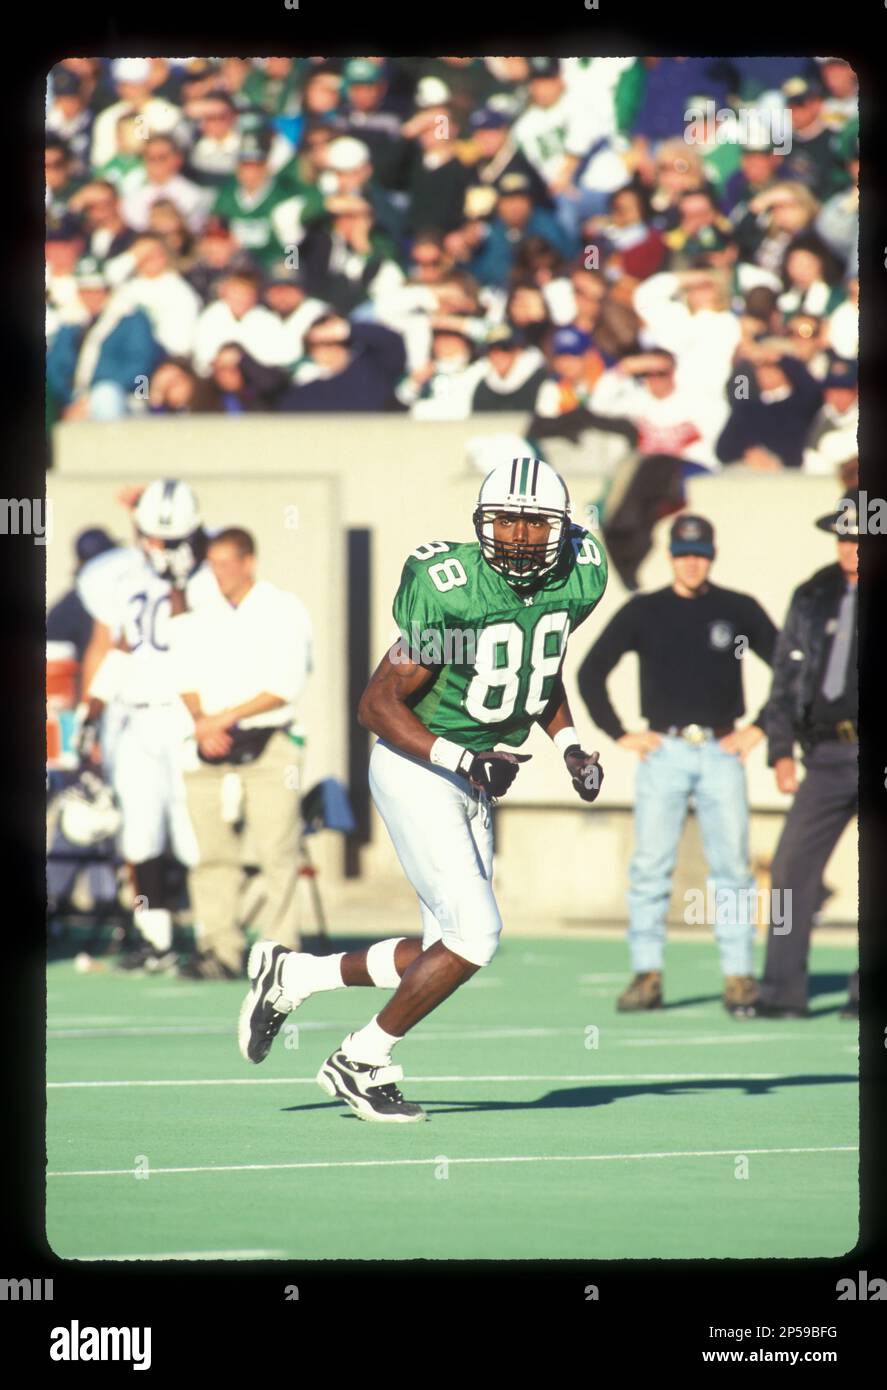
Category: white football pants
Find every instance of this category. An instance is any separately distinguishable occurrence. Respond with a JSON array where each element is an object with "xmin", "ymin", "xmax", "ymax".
[
  {"xmin": 111, "ymin": 704, "xmax": 199, "ymax": 867},
  {"xmin": 368, "ymin": 738, "xmax": 502, "ymax": 967}
]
